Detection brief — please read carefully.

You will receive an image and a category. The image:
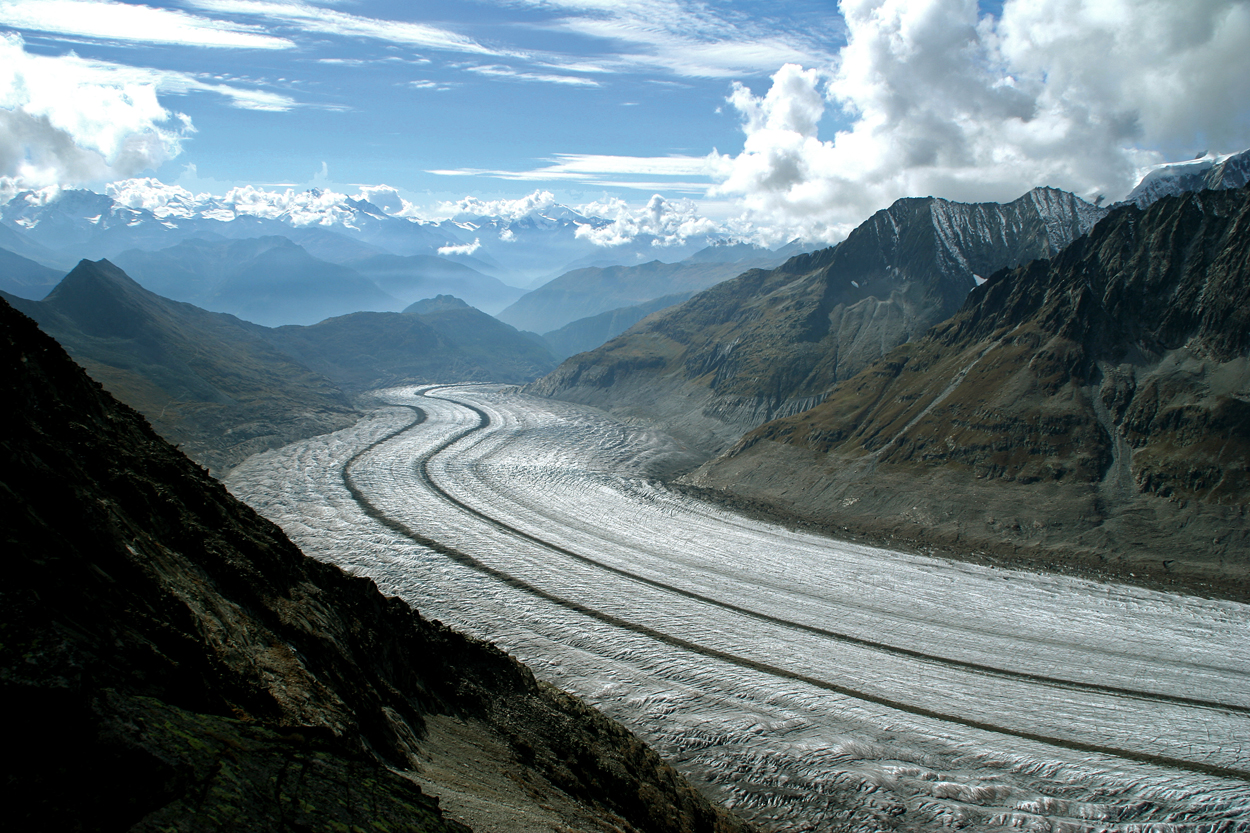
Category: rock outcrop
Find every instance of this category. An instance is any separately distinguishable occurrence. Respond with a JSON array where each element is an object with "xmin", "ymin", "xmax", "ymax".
[
  {"xmin": 530, "ymin": 188, "xmax": 1105, "ymax": 455},
  {"xmin": 0, "ymin": 295, "xmax": 751, "ymax": 833},
  {"xmin": 685, "ymin": 187, "xmax": 1250, "ymax": 598}
]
